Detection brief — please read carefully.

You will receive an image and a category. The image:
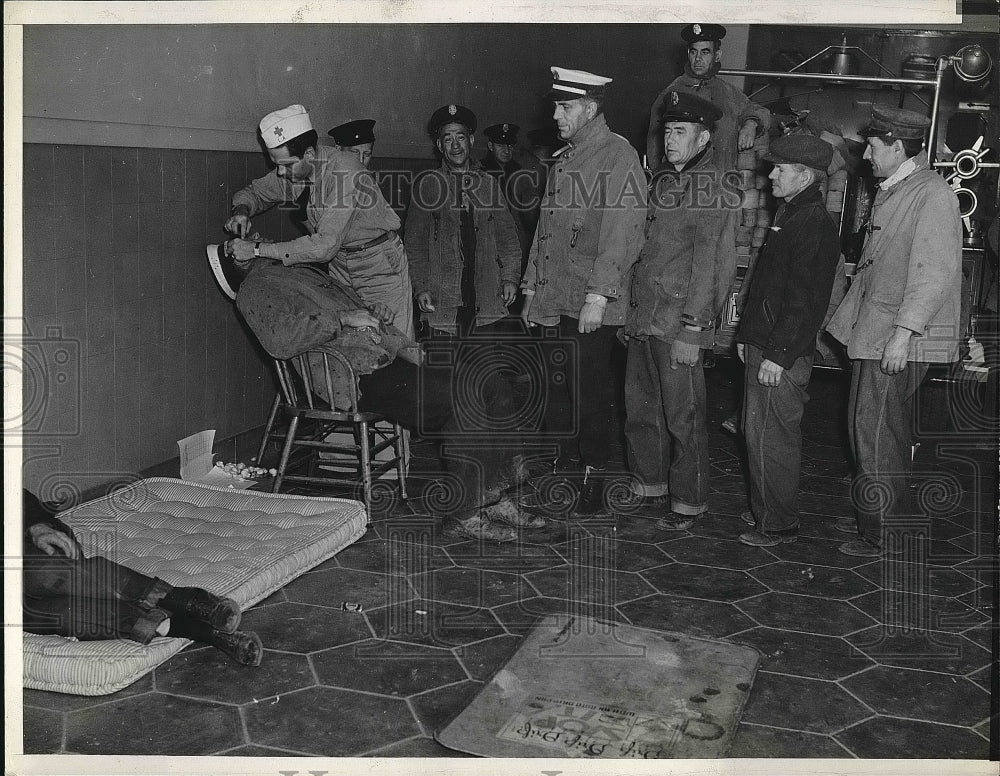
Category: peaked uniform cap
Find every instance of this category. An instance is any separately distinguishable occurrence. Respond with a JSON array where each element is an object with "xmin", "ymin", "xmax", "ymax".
[
  {"xmin": 259, "ymin": 104, "xmax": 313, "ymax": 149},
  {"xmin": 484, "ymin": 123, "xmax": 520, "ymax": 144},
  {"xmin": 548, "ymin": 67, "xmax": 613, "ymax": 99},
  {"xmin": 682, "ymin": 23, "xmax": 727, "ymax": 44},
  {"xmin": 657, "ymin": 91, "xmax": 724, "ymax": 131},
  {"xmin": 328, "ymin": 119, "xmax": 376, "ymax": 146},
  {"xmin": 428, "ymin": 104, "xmax": 477, "ymax": 136}
]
